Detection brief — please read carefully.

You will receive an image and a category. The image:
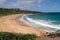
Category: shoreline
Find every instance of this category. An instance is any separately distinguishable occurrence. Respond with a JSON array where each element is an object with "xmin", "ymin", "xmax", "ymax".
[
  {"xmin": 15, "ymin": 14, "xmax": 47, "ymax": 36},
  {"xmin": 0, "ymin": 14, "xmax": 60, "ymax": 40},
  {"xmin": 0, "ymin": 14, "xmax": 46, "ymax": 36}
]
